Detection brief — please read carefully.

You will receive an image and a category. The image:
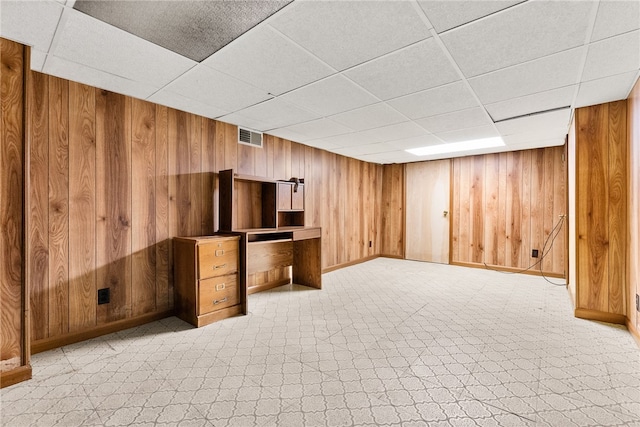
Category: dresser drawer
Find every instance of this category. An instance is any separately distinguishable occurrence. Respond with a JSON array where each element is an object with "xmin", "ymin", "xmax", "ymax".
[
  {"xmin": 198, "ymin": 240, "xmax": 238, "ymax": 279},
  {"xmin": 198, "ymin": 274, "xmax": 239, "ymax": 315}
]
